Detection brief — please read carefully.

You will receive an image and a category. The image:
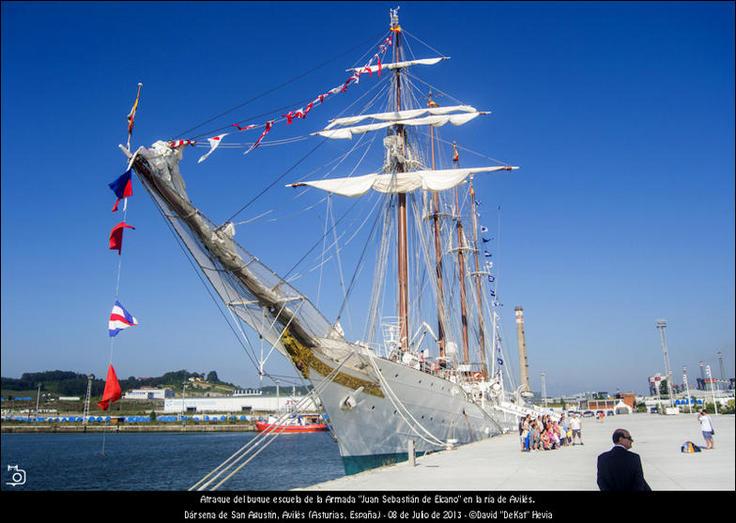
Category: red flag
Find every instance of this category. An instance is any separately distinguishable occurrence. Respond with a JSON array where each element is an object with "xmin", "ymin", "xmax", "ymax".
[
  {"xmin": 109, "ymin": 221, "xmax": 135, "ymax": 255},
  {"xmin": 246, "ymin": 121, "xmax": 274, "ymax": 154},
  {"xmin": 232, "ymin": 123, "xmax": 257, "ymax": 132},
  {"xmin": 97, "ymin": 364, "xmax": 122, "ymax": 411}
]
